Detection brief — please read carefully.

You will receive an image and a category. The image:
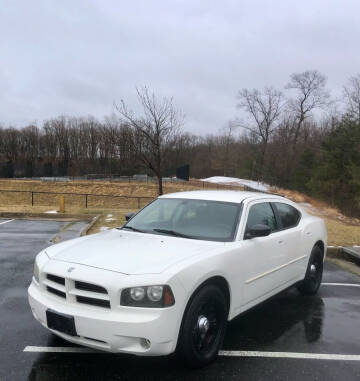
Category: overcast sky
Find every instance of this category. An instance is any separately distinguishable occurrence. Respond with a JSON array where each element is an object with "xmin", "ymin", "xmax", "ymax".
[{"xmin": 1, "ymin": 0, "xmax": 359, "ymax": 134}]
